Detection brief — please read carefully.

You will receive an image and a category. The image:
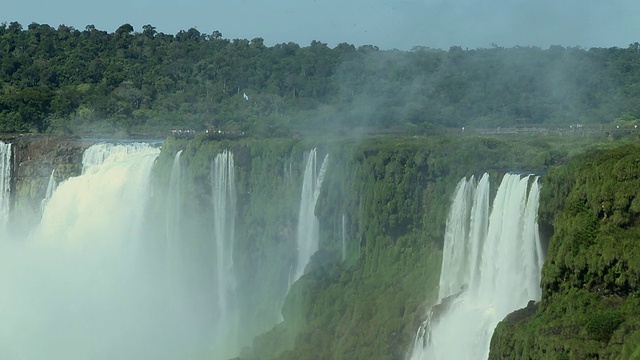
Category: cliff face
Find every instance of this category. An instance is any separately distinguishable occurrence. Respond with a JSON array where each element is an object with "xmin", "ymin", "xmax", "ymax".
[
  {"xmin": 490, "ymin": 145, "xmax": 640, "ymax": 359},
  {"xmin": 9, "ymin": 138, "xmax": 90, "ymax": 237},
  {"xmin": 11, "ymin": 134, "xmax": 613, "ymax": 359},
  {"xmin": 149, "ymin": 134, "xmax": 551, "ymax": 360}
]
